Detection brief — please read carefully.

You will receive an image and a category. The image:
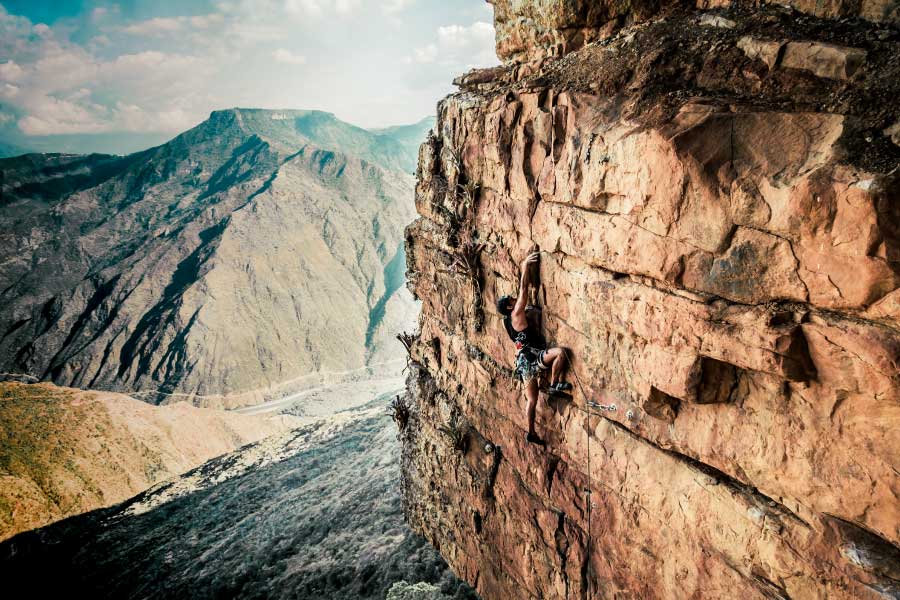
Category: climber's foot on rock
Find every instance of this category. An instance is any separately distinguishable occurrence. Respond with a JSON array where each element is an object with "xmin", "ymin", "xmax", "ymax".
[
  {"xmin": 548, "ymin": 382, "xmax": 572, "ymax": 397},
  {"xmin": 526, "ymin": 431, "xmax": 545, "ymax": 446}
]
